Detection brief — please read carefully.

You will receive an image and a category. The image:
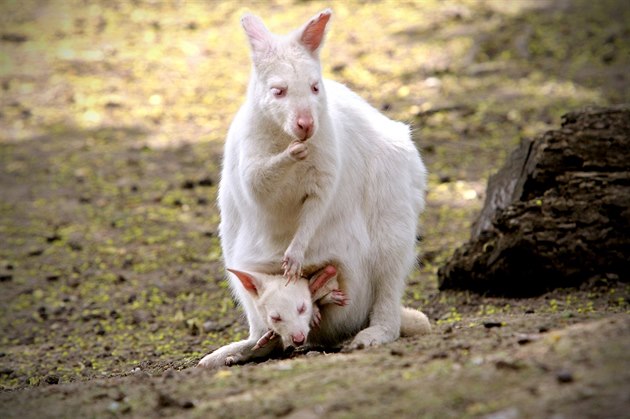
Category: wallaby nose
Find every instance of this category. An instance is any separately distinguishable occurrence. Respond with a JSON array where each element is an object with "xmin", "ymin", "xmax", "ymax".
[
  {"xmin": 296, "ymin": 115, "xmax": 314, "ymax": 140},
  {"xmin": 291, "ymin": 332, "xmax": 305, "ymax": 346}
]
